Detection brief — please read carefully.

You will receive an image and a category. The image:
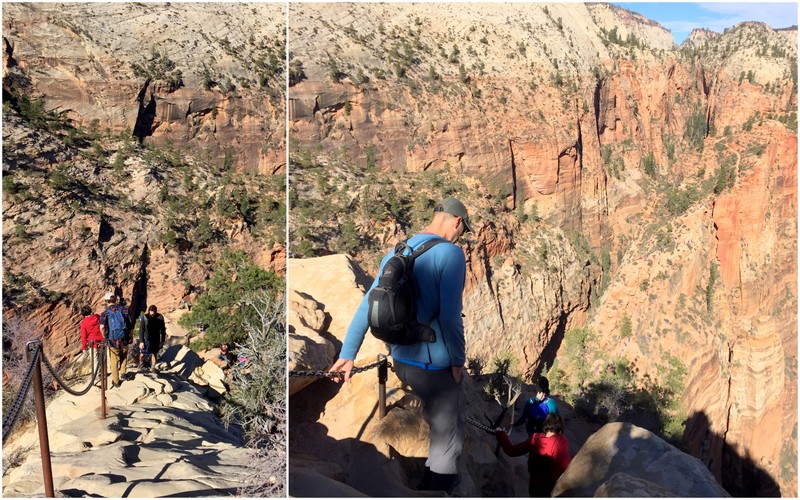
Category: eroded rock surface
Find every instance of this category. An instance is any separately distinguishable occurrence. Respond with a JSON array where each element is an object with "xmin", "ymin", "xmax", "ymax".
[{"xmin": 2, "ymin": 345, "xmax": 246, "ymax": 497}]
